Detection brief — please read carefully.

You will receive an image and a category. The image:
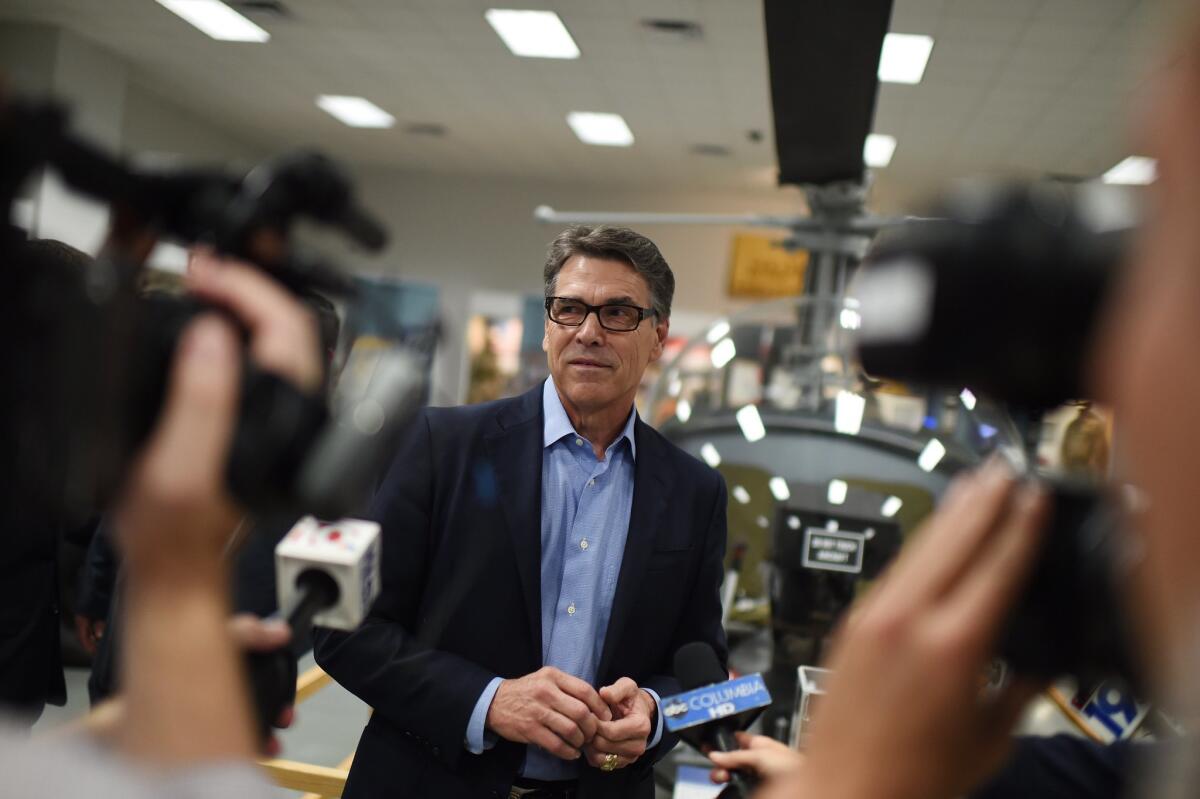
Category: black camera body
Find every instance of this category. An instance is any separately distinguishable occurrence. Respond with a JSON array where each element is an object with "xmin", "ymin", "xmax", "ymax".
[
  {"xmin": 854, "ymin": 182, "xmax": 1142, "ymax": 687},
  {"xmin": 1, "ymin": 96, "xmax": 405, "ymax": 527}
]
